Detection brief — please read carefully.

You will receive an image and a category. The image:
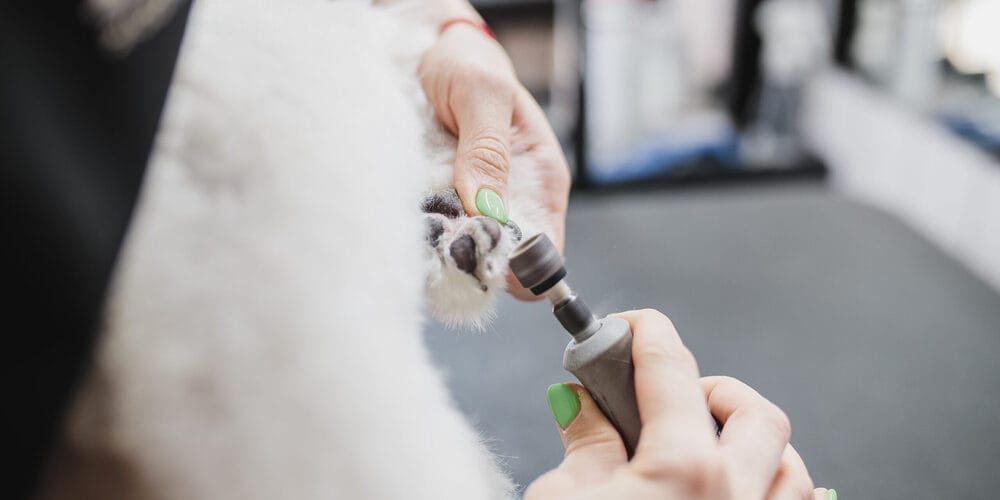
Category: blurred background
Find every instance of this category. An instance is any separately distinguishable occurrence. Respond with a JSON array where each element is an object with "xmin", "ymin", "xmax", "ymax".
[{"xmin": 425, "ymin": 0, "xmax": 1000, "ymax": 498}]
